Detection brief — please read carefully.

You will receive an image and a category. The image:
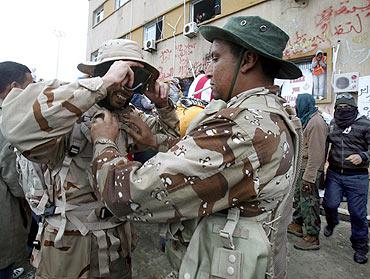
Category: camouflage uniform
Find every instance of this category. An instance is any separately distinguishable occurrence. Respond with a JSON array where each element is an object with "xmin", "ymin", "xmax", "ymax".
[
  {"xmin": 0, "ymin": 78, "xmax": 179, "ymax": 278},
  {"xmin": 292, "ymin": 112, "xmax": 327, "ymax": 236},
  {"xmin": 292, "ymin": 171, "xmax": 322, "ymax": 236},
  {"xmin": 92, "ymin": 87, "xmax": 302, "ymax": 278}
]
